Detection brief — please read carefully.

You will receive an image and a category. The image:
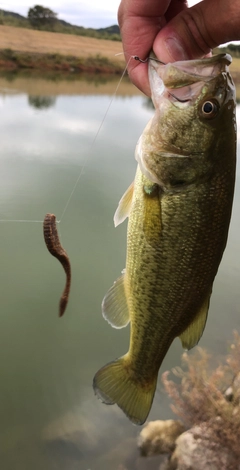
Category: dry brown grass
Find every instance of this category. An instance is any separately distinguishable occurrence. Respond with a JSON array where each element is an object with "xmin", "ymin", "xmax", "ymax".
[
  {"xmin": 0, "ymin": 25, "xmax": 125, "ymax": 64},
  {"xmin": 162, "ymin": 331, "xmax": 240, "ymax": 464}
]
